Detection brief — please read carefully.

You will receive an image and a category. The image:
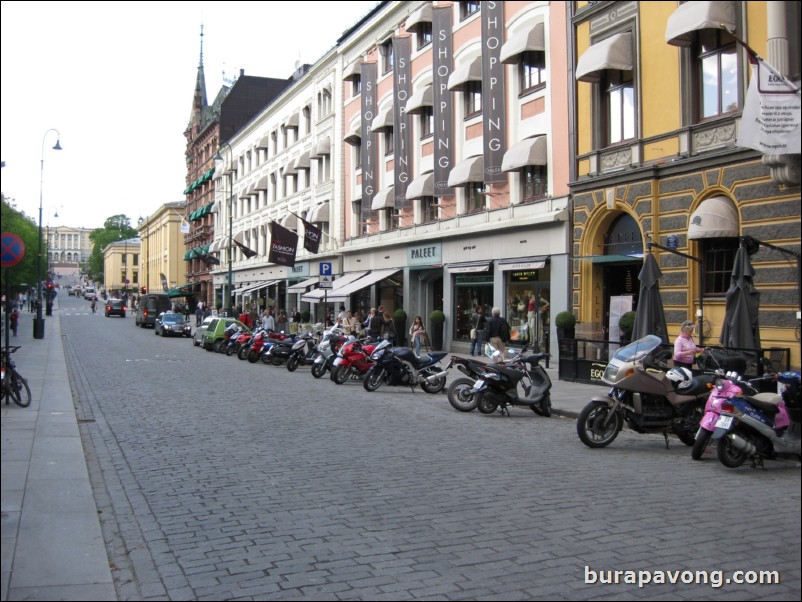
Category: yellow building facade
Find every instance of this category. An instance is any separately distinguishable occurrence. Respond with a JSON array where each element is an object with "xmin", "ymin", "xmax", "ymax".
[
  {"xmin": 102, "ymin": 238, "xmax": 140, "ymax": 295},
  {"xmin": 136, "ymin": 202, "xmax": 188, "ymax": 295},
  {"xmin": 570, "ymin": 1, "xmax": 800, "ymax": 369}
]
